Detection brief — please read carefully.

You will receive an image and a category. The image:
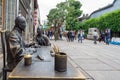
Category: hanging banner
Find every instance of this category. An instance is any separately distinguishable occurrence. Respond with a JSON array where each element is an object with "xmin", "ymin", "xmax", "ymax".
[
  {"xmin": 34, "ymin": 9, "xmax": 38, "ymax": 26},
  {"xmin": 2, "ymin": 0, "xmax": 6, "ymax": 30}
]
